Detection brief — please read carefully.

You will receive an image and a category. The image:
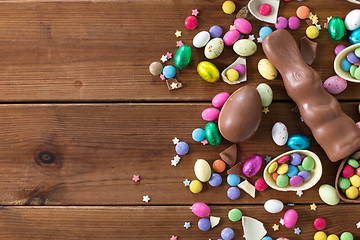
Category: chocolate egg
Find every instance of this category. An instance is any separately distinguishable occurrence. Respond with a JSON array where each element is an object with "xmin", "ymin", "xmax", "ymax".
[
  {"xmin": 242, "ymin": 154, "xmax": 263, "ymax": 177},
  {"xmin": 218, "ymin": 86, "xmax": 262, "ymax": 142}
]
